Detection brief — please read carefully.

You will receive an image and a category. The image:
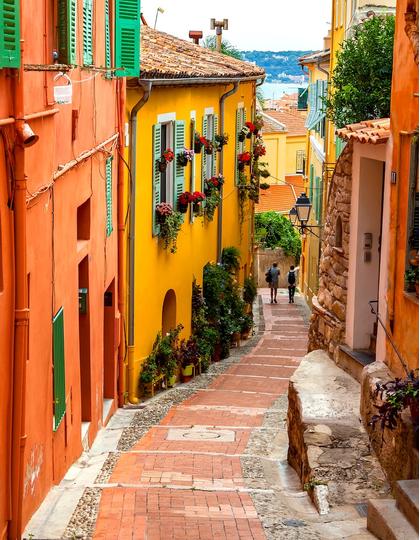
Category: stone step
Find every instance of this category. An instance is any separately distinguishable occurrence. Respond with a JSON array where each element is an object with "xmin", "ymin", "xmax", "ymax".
[
  {"xmin": 367, "ymin": 499, "xmax": 418, "ymax": 540},
  {"xmin": 337, "ymin": 345, "xmax": 375, "ymax": 383},
  {"xmin": 395, "ymin": 479, "xmax": 419, "ymax": 532}
]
